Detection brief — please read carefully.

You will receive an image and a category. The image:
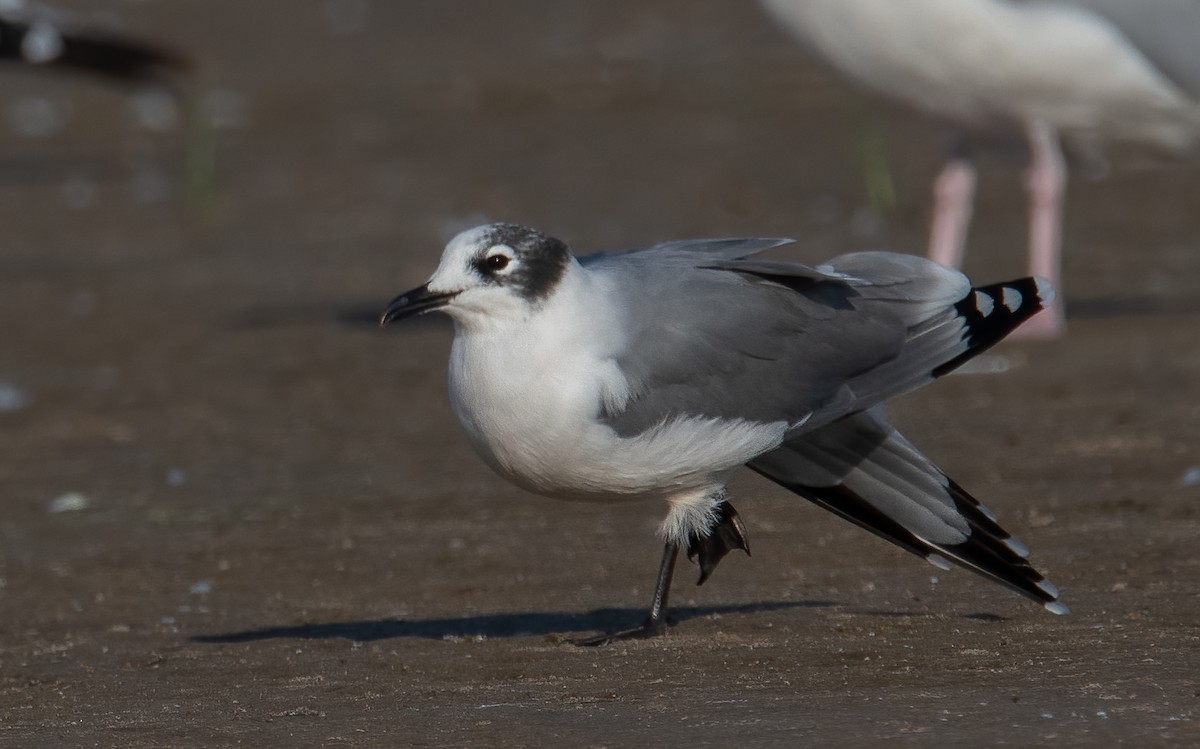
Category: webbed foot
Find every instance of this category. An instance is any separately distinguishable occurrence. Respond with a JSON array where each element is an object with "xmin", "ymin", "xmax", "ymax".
[
  {"xmin": 572, "ymin": 542, "xmax": 679, "ymax": 647},
  {"xmin": 686, "ymin": 499, "xmax": 750, "ymax": 585},
  {"xmin": 572, "ymin": 615, "xmax": 671, "ymax": 647}
]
